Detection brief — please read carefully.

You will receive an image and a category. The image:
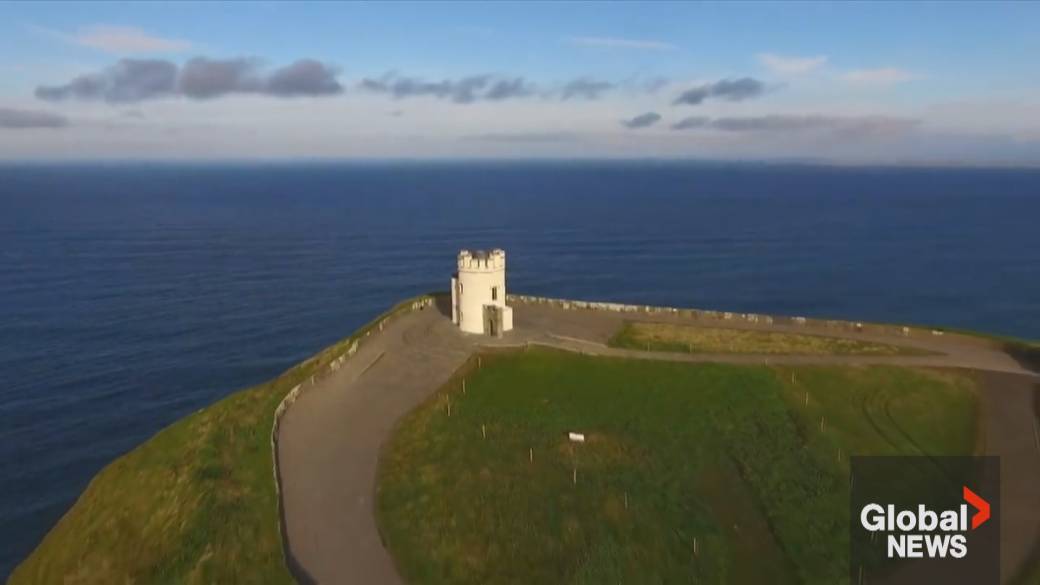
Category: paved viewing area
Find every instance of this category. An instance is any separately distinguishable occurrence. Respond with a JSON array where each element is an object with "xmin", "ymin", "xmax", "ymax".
[{"xmin": 277, "ymin": 301, "xmax": 1039, "ymax": 585}]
